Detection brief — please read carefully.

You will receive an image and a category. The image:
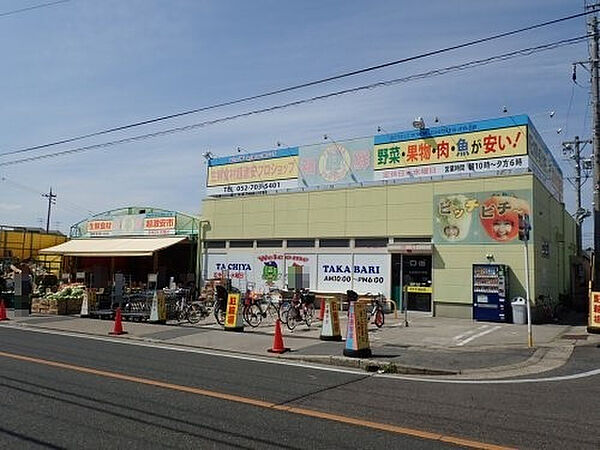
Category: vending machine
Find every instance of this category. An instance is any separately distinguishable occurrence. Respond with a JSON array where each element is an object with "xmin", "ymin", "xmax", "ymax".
[{"xmin": 472, "ymin": 264, "xmax": 510, "ymax": 322}]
